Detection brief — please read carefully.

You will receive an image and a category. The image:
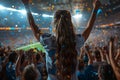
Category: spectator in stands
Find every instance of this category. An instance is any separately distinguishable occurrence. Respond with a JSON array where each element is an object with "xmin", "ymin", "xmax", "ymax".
[
  {"xmin": 22, "ymin": 64, "xmax": 40, "ymax": 80},
  {"xmin": 36, "ymin": 53, "xmax": 45, "ymax": 80},
  {"xmin": 6, "ymin": 51, "xmax": 18, "ymax": 80},
  {"xmin": 0, "ymin": 47, "xmax": 11, "ymax": 80},
  {"xmin": 92, "ymin": 50, "xmax": 103, "ymax": 72},
  {"xmin": 77, "ymin": 45, "xmax": 98, "ymax": 80},
  {"xmin": 98, "ymin": 63, "xmax": 117, "ymax": 80}
]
